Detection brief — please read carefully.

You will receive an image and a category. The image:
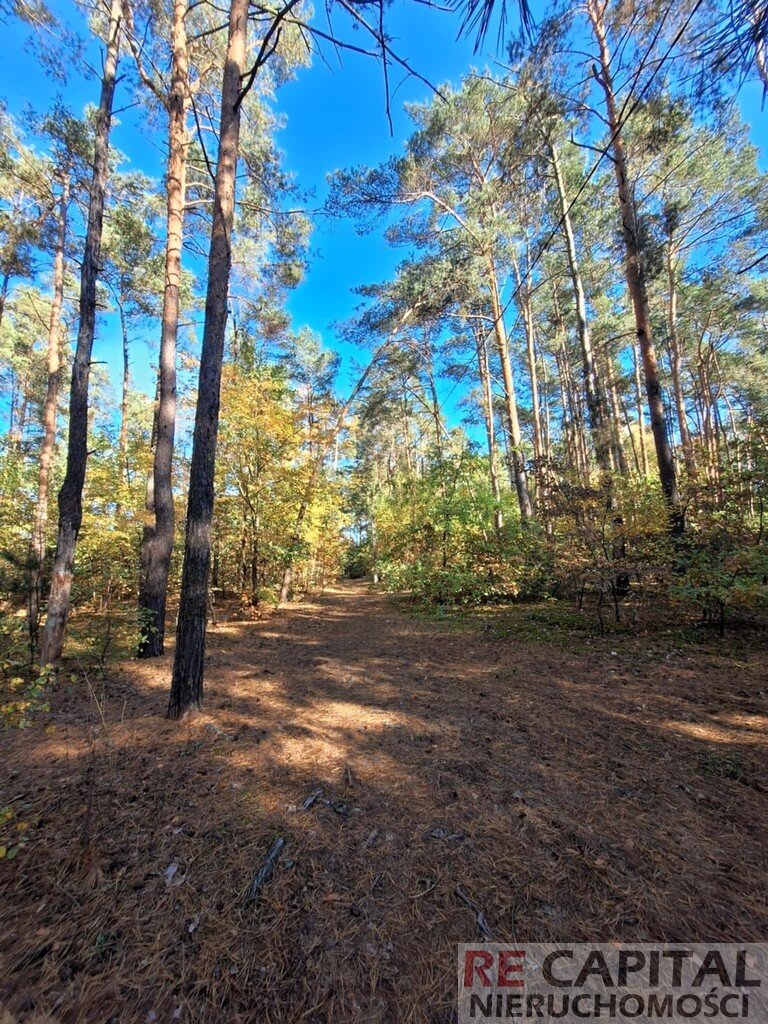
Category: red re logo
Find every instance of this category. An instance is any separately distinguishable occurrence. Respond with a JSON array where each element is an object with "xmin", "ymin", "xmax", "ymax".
[{"xmin": 463, "ymin": 949, "xmax": 526, "ymax": 988}]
